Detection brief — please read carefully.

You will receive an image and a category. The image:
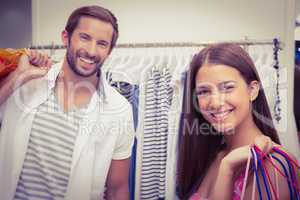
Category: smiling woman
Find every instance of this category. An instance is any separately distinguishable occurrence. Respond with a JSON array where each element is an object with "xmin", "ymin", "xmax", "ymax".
[
  {"xmin": 195, "ymin": 64, "xmax": 259, "ymax": 134},
  {"xmin": 177, "ymin": 43, "xmax": 299, "ymax": 200}
]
